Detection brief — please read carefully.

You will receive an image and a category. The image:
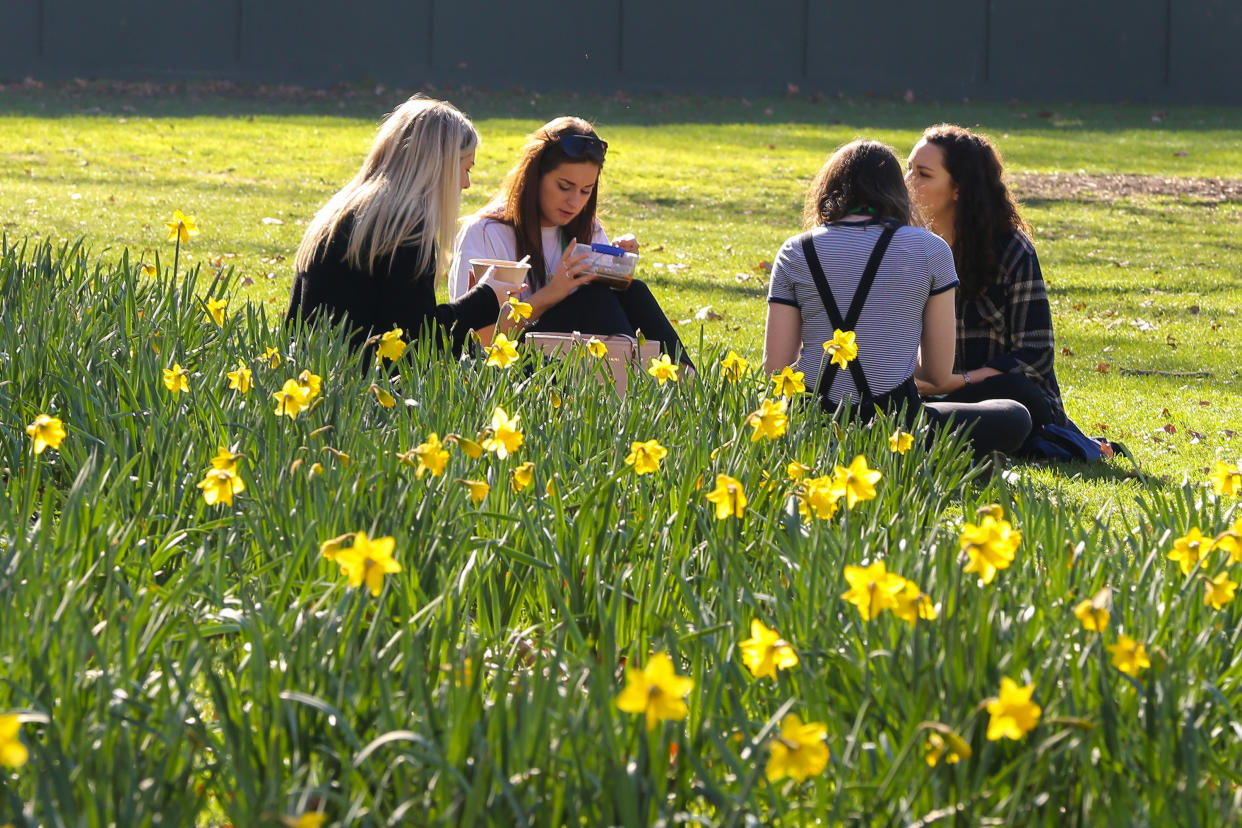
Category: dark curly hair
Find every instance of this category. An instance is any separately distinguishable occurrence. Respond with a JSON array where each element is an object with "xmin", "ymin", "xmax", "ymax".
[
  {"xmin": 803, "ymin": 140, "xmax": 912, "ymax": 229},
  {"xmin": 920, "ymin": 124, "xmax": 1029, "ymax": 298}
]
